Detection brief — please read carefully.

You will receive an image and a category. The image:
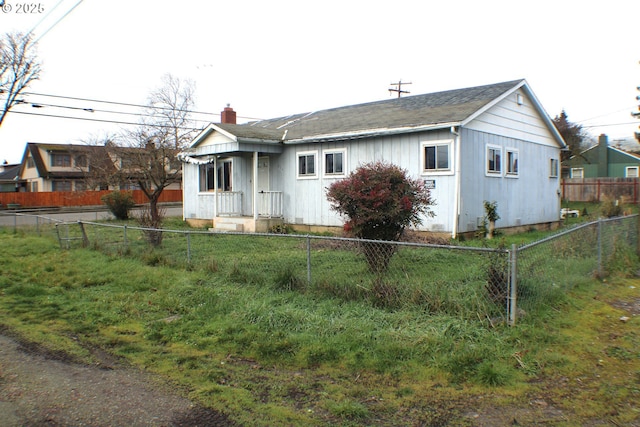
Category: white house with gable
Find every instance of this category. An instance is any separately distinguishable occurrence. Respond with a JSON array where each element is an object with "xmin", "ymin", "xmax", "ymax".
[{"xmin": 179, "ymin": 79, "xmax": 566, "ymax": 238}]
